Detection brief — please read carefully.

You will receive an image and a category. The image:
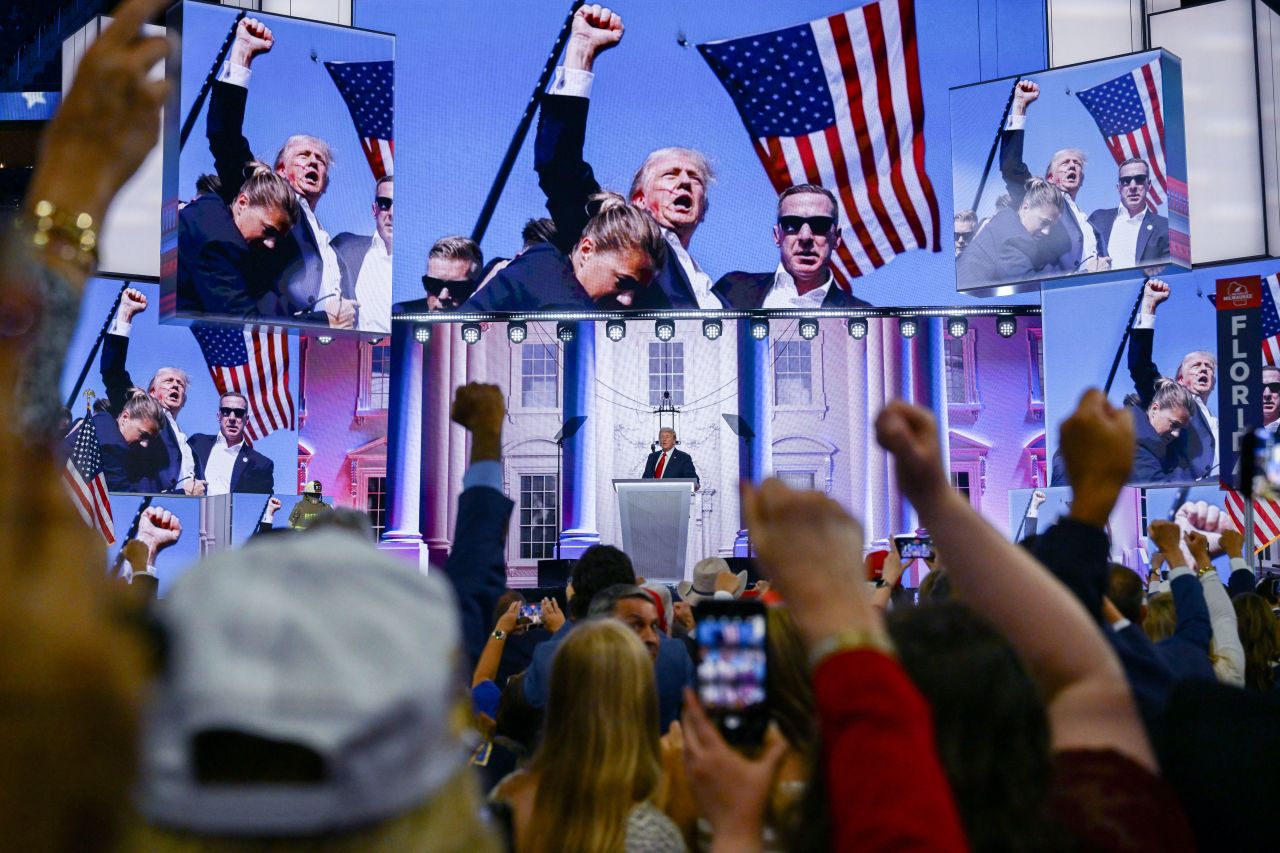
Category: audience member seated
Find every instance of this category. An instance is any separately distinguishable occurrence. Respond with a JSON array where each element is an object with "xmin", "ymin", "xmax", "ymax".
[{"xmin": 491, "ymin": 620, "xmax": 687, "ymax": 852}]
